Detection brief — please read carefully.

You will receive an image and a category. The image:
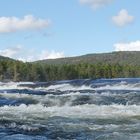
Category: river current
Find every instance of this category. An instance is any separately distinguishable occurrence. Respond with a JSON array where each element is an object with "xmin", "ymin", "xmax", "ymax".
[{"xmin": 0, "ymin": 78, "xmax": 140, "ymax": 140}]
